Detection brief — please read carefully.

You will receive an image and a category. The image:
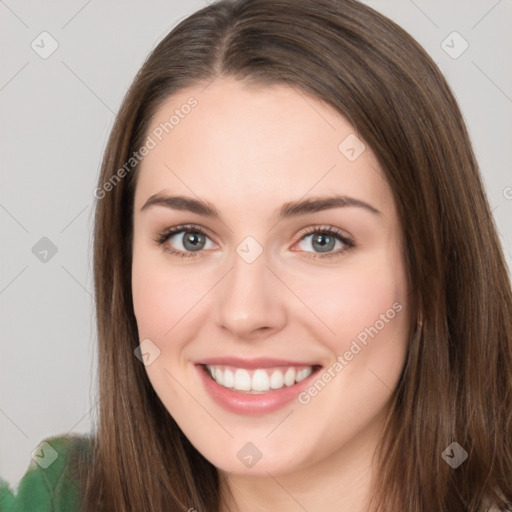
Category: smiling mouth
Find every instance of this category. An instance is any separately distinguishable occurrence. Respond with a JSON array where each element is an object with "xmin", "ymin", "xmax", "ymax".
[{"xmin": 201, "ymin": 364, "xmax": 322, "ymax": 394}]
